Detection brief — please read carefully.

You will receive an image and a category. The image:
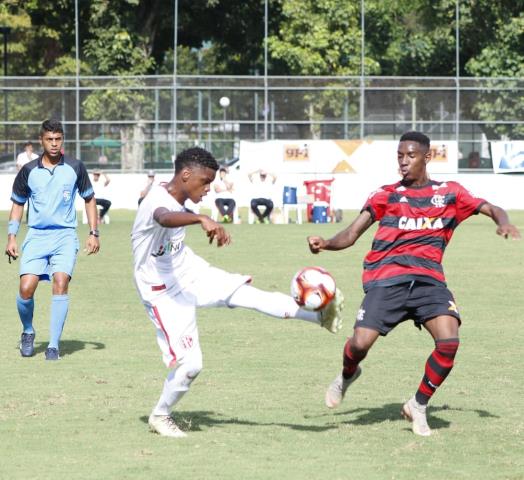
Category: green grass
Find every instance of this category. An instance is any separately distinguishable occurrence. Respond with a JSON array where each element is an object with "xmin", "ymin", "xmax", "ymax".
[{"xmin": 1, "ymin": 210, "xmax": 523, "ymax": 480}]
